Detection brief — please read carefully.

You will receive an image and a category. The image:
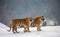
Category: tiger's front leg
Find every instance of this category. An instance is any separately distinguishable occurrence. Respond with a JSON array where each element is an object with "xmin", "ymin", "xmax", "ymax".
[
  {"xmin": 26, "ymin": 25, "xmax": 30, "ymax": 32},
  {"xmin": 24, "ymin": 25, "xmax": 30, "ymax": 32},
  {"xmin": 36, "ymin": 24, "xmax": 41, "ymax": 31}
]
